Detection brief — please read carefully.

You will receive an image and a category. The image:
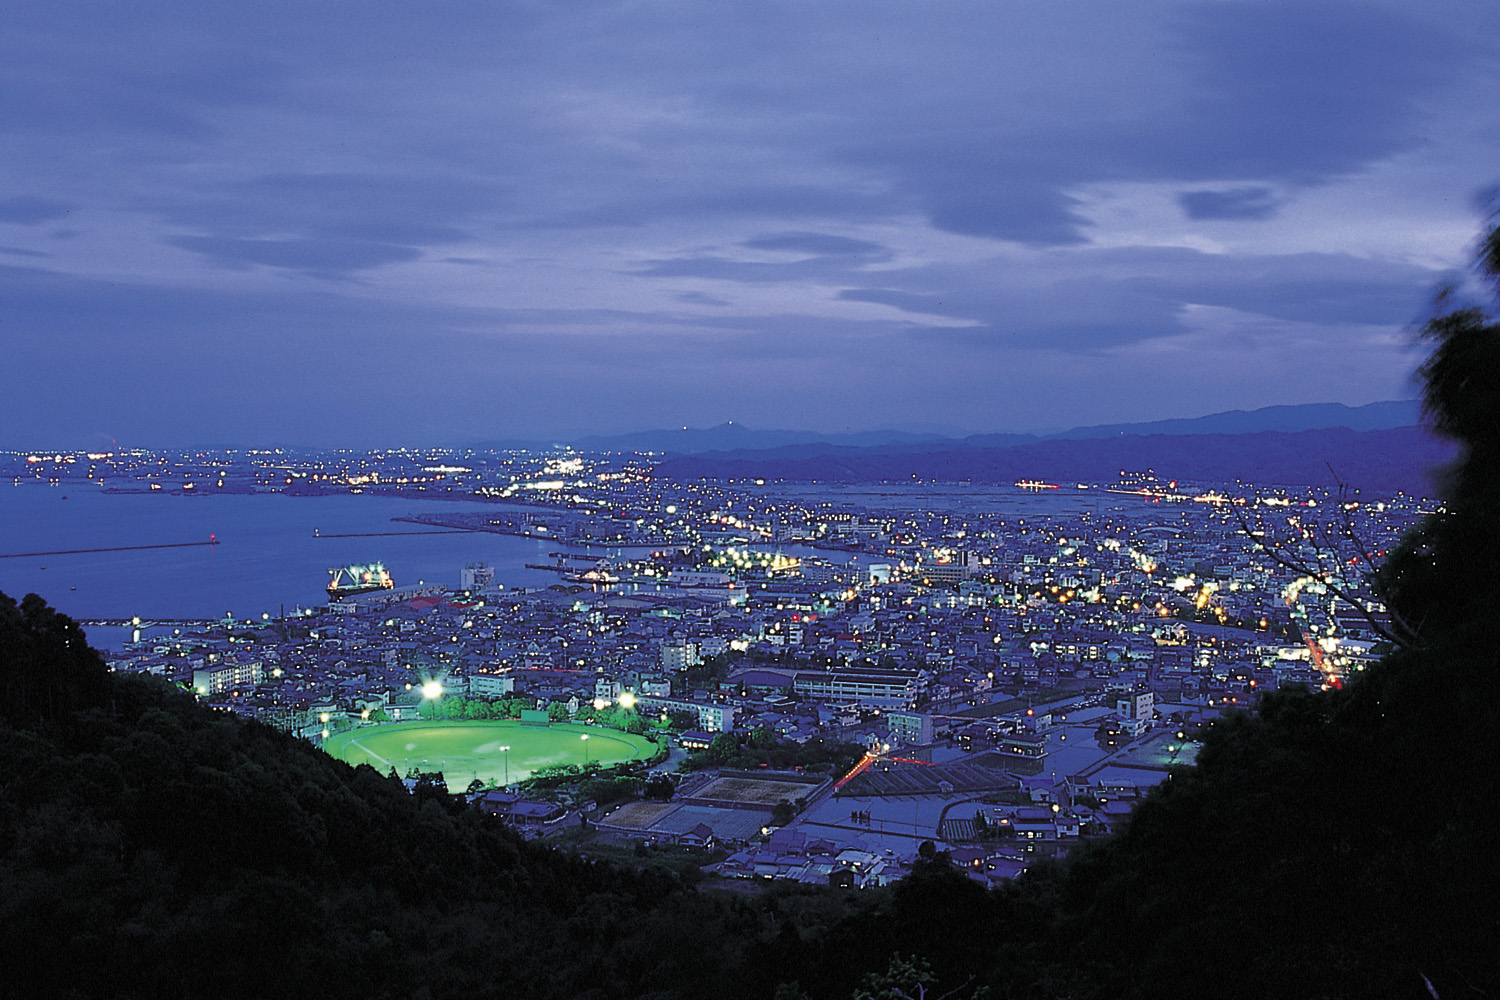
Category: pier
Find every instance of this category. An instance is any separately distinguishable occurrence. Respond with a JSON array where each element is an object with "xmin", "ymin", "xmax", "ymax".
[
  {"xmin": 0, "ymin": 539, "xmax": 220, "ymax": 559},
  {"xmin": 312, "ymin": 529, "xmax": 475, "ymax": 538},
  {"xmin": 80, "ymin": 618, "xmax": 241, "ymax": 628}
]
